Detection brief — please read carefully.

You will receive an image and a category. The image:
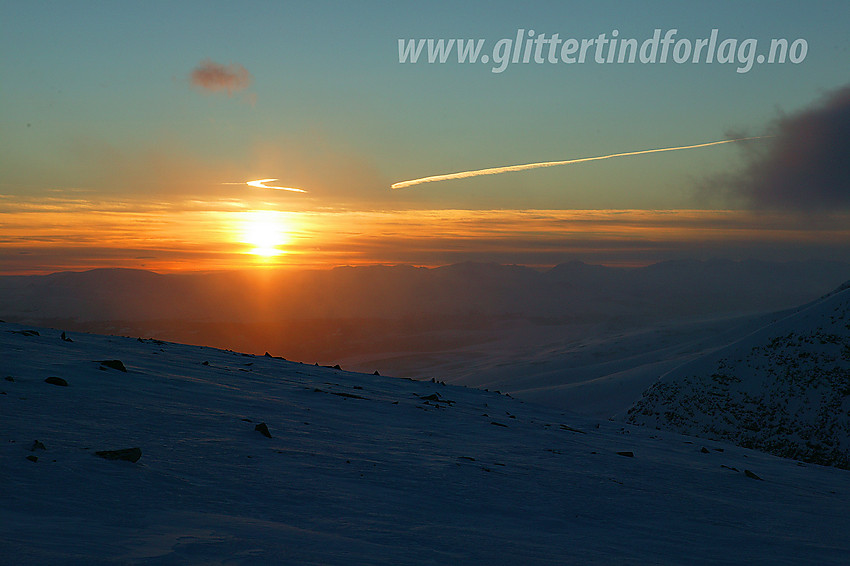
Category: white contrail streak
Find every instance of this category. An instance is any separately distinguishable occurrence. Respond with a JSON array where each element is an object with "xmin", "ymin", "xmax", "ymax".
[
  {"xmin": 246, "ymin": 178, "xmax": 307, "ymax": 193},
  {"xmin": 390, "ymin": 137, "xmax": 770, "ymax": 190},
  {"xmin": 221, "ymin": 179, "xmax": 306, "ymax": 193}
]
